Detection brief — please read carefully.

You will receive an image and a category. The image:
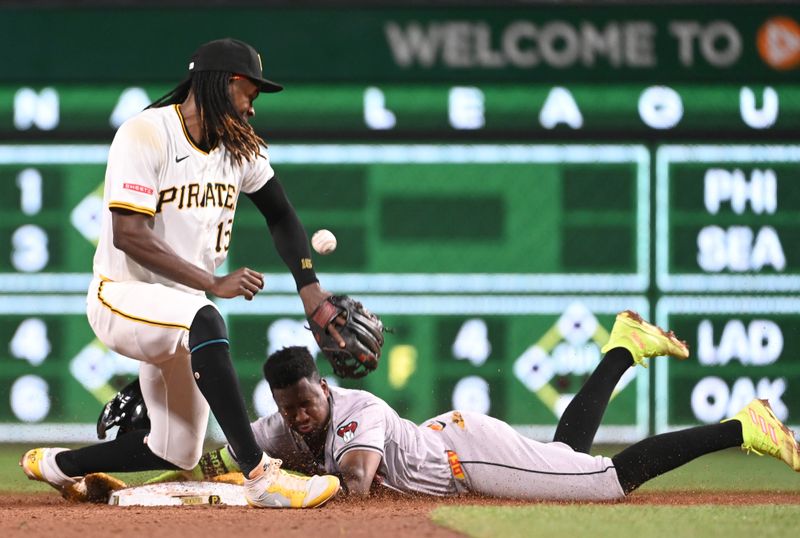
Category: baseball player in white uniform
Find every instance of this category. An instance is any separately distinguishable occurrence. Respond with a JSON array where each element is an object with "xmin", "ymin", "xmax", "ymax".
[
  {"xmin": 20, "ymin": 38, "xmax": 342, "ymax": 509},
  {"xmin": 152, "ymin": 311, "xmax": 799, "ymax": 500}
]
